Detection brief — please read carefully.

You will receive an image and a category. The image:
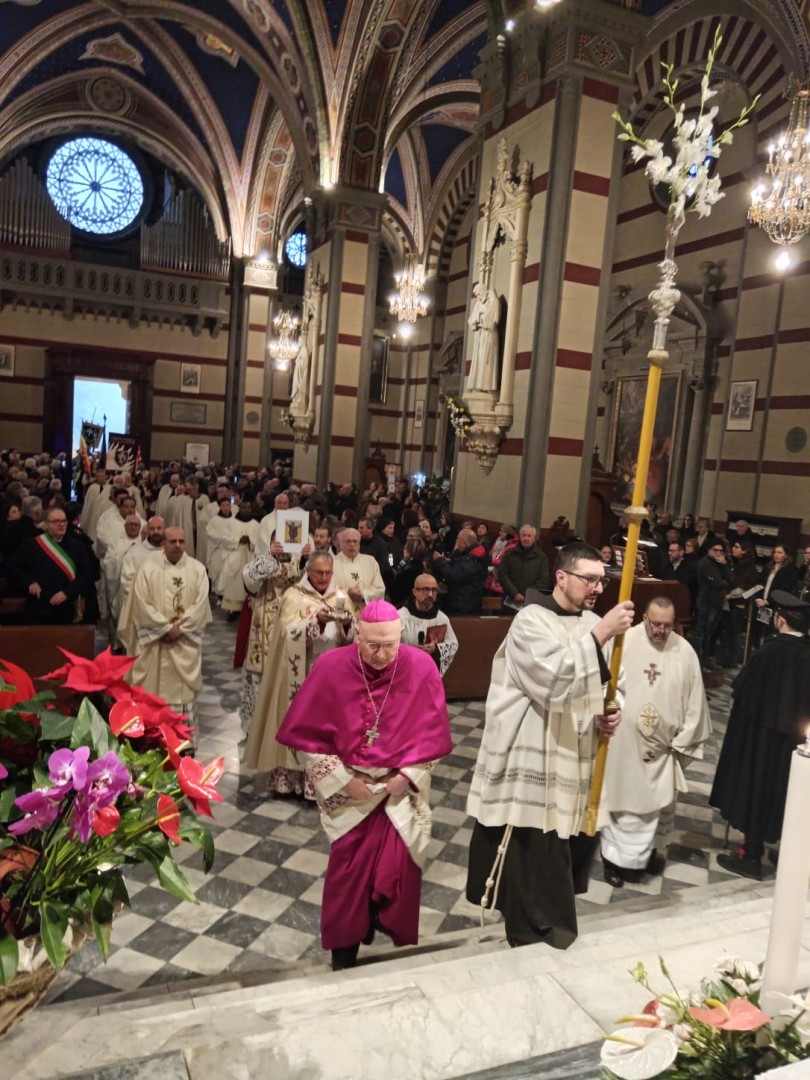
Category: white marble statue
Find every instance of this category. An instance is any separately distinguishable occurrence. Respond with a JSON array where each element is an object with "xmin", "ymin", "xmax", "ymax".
[{"xmin": 467, "ymin": 283, "xmax": 500, "ymax": 393}]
